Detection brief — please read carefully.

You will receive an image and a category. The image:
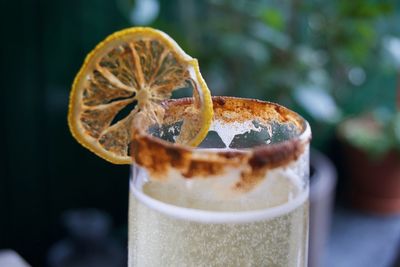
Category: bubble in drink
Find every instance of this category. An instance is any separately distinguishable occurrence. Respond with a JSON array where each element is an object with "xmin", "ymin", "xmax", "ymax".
[{"xmin": 129, "ymin": 174, "xmax": 308, "ymax": 266}]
